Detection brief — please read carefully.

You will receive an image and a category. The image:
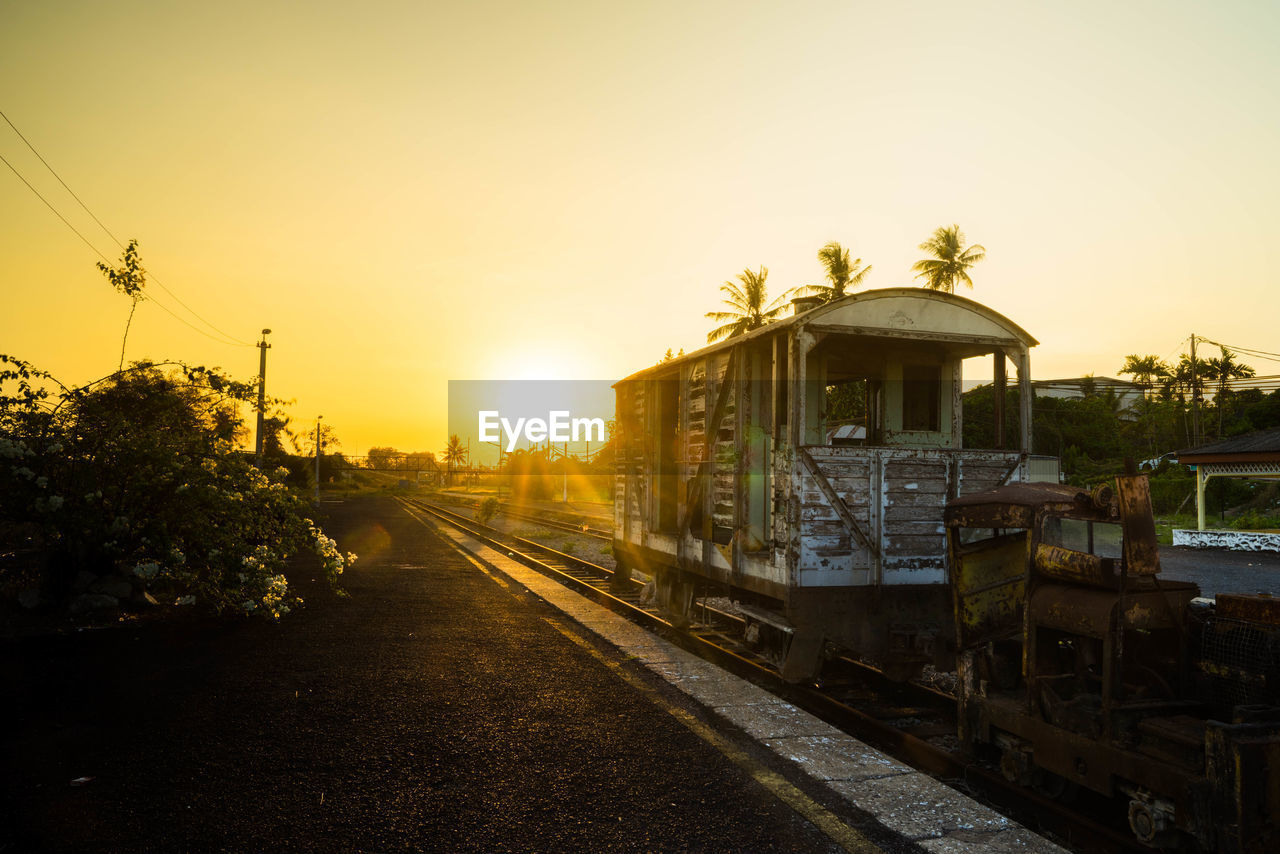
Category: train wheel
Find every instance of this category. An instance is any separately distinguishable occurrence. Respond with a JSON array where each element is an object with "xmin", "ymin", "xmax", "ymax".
[
  {"xmin": 609, "ymin": 556, "xmax": 632, "ymax": 592},
  {"xmin": 654, "ymin": 568, "xmax": 693, "ymax": 628},
  {"xmin": 1033, "ymin": 769, "xmax": 1078, "ymax": 803}
]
